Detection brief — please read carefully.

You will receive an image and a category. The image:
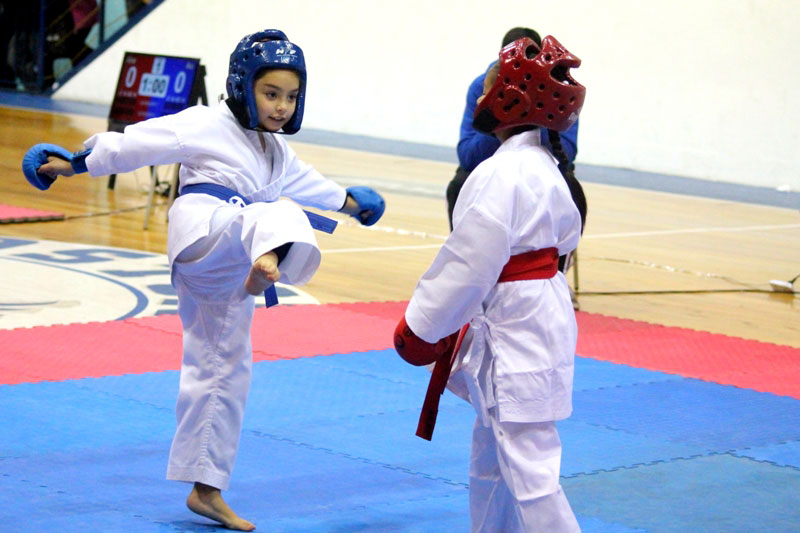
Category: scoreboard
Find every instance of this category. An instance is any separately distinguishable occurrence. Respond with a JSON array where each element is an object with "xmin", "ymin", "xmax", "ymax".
[
  {"xmin": 105, "ymin": 52, "xmax": 206, "ymax": 189},
  {"xmin": 108, "ymin": 52, "xmax": 203, "ymax": 126}
]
